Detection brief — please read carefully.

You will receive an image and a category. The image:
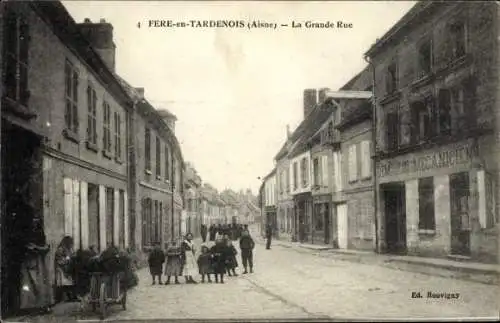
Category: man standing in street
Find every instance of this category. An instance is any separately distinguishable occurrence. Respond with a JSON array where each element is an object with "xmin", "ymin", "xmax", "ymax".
[
  {"xmin": 200, "ymin": 224, "xmax": 207, "ymax": 243},
  {"xmin": 239, "ymin": 230, "xmax": 255, "ymax": 274},
  {"xmin": 265, "ymin": 223, "xmax": 273, "ymax": 250}
]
